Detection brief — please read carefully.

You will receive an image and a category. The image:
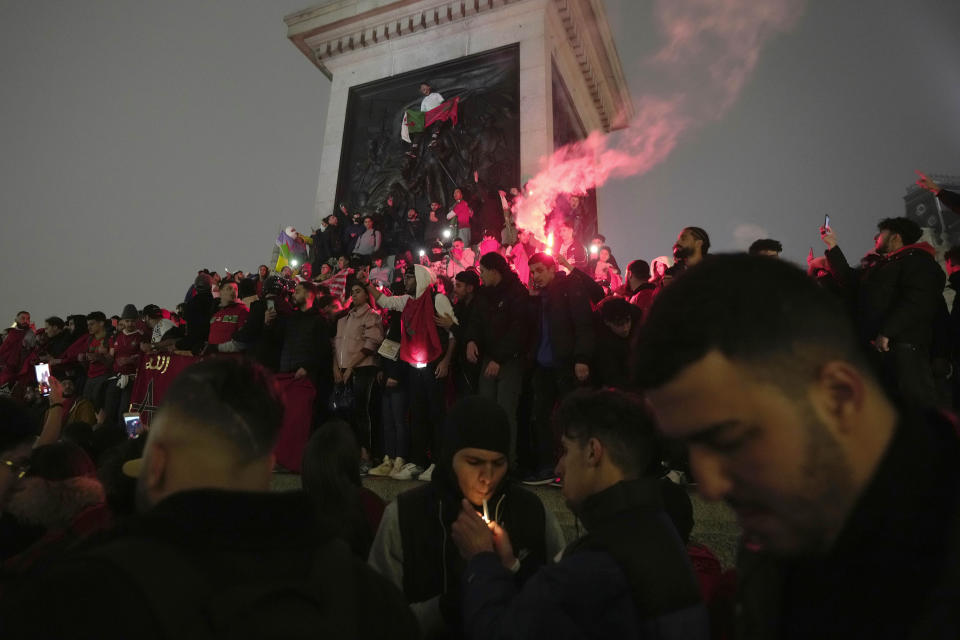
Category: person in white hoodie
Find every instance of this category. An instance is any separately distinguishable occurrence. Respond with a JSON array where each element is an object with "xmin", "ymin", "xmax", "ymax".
[{"xmin": 358, "ymin": 264, "xmax": 457, "ymax": 481}]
